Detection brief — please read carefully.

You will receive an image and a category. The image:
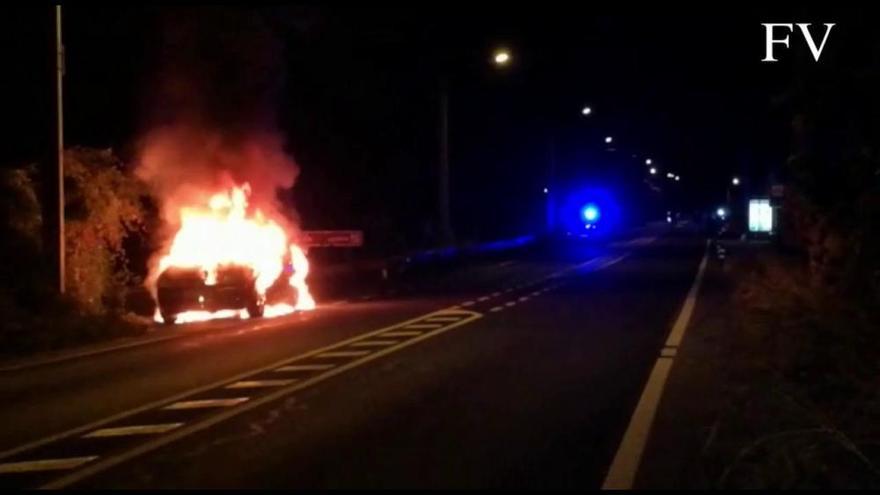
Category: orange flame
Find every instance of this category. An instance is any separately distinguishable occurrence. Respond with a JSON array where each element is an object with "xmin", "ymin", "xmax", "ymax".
[{"xmin": 150, "ymin": 183, "xmax": 314, "ymax": 324}]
